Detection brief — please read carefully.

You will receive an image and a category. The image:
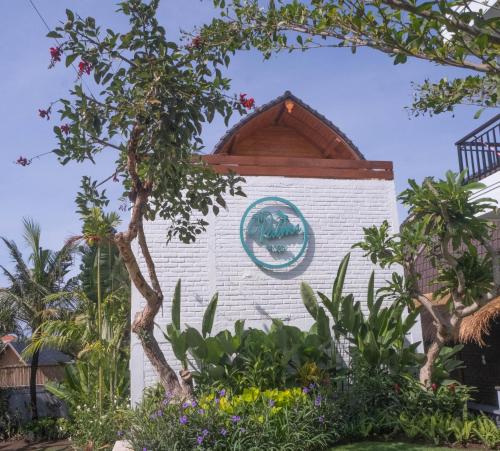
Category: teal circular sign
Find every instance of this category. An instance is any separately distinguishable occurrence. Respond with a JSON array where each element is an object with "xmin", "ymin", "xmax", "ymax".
[{"xmin": 240, "ymin": 196, "xmax": 309, "ymax": 270}]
